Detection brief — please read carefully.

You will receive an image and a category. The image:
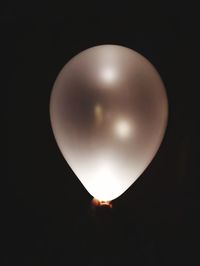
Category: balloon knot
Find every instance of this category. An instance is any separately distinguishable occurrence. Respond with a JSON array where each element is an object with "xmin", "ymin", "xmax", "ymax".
[{"xmin": 91, "ymin": 198, "xmax": 112, "ymax": 208}]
